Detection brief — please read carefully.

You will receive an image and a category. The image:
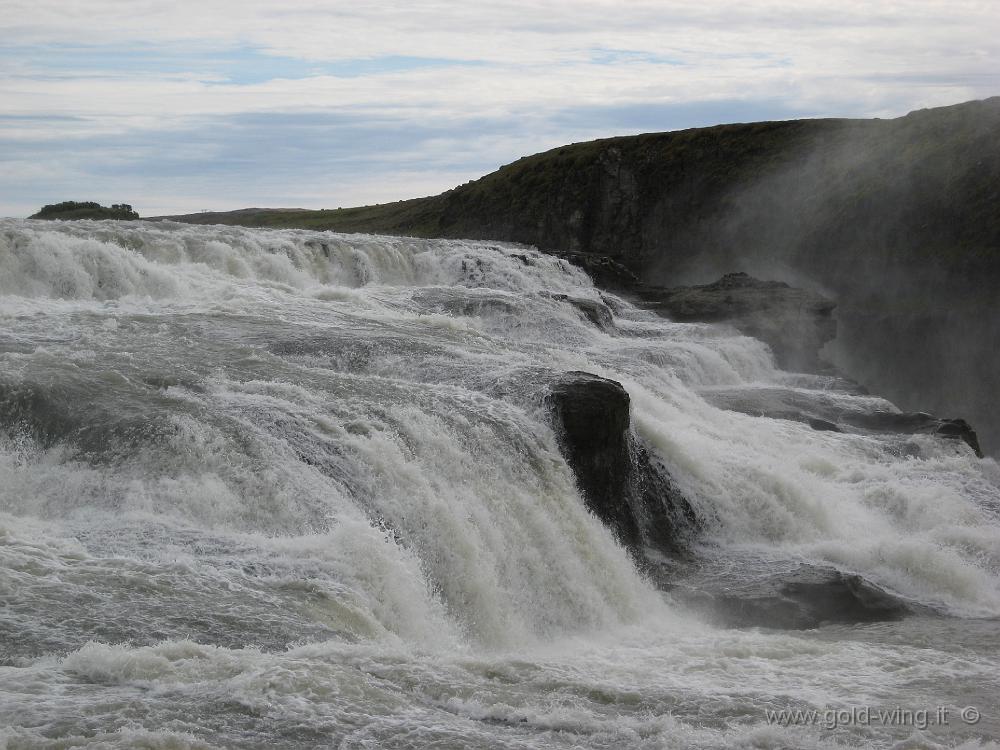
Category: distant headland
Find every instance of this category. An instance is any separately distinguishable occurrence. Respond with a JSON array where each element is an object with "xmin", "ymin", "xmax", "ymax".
[{"xmin": 30, "ymin": 201, "xmax": 140, "ymax": 221}]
